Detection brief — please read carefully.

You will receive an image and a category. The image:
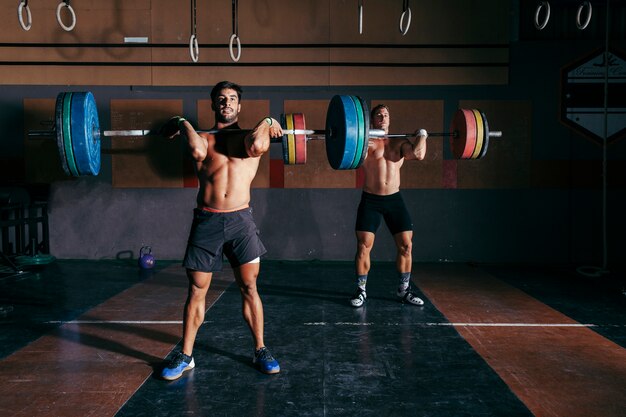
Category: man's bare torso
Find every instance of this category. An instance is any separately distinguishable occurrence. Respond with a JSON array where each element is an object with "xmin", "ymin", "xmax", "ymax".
[
  {"xmin": 195, "ymin": 130, "xmax": 260, "ymax": 210},
  {"xmin": 361, "ymin": 139, "xmax": 405, "ymax": 195}
]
